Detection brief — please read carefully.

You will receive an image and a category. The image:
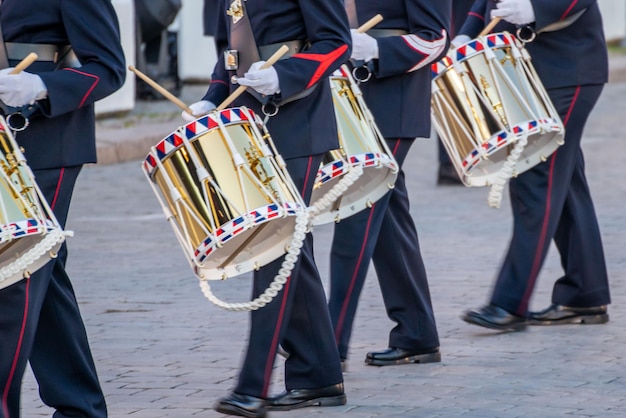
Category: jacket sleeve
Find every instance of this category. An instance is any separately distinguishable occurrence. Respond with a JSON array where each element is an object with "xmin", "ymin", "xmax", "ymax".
[
  {"xmin": 271, "ymin": 0, "xmax": 351, "ymax": 100},
  {"xmin": 457, "ymin": 0, "xmax": 489, "ymax": 38},
  {"xmin": 375, "ymin": 0, "xmax": 451, "ymax": 78},
  {"xmin": 38, "ymin": 0, "xmax": 126, "ymax": 118}
]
